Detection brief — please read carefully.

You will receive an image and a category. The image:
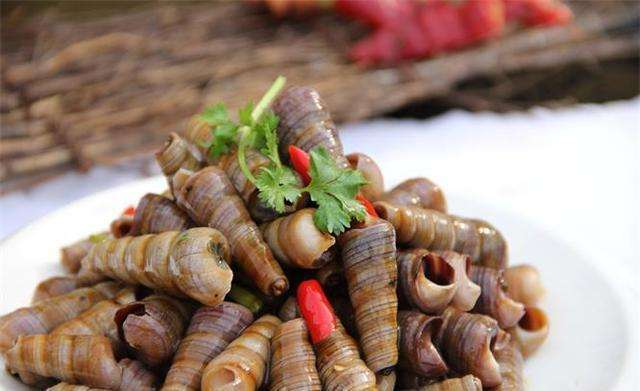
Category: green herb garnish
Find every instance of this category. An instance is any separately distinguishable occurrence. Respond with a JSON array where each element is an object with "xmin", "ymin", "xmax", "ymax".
[
  {"xmin": 305, "ymin": 147, "xmax": 368, "ymax": 234},
  {"xmin": 198, "ymin": 103, "xmax": 239, "ymax": 159},
  {"xmin": 88, "ymin": 233, "xmax": 109, "ymax": 244},
  {"xmin": 227, "ymin": 284, "xmax": 264, "ymax": 315},
  {"xmin": 199, "ymin": 76, "xmax": 367, "ymax": 235}
]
